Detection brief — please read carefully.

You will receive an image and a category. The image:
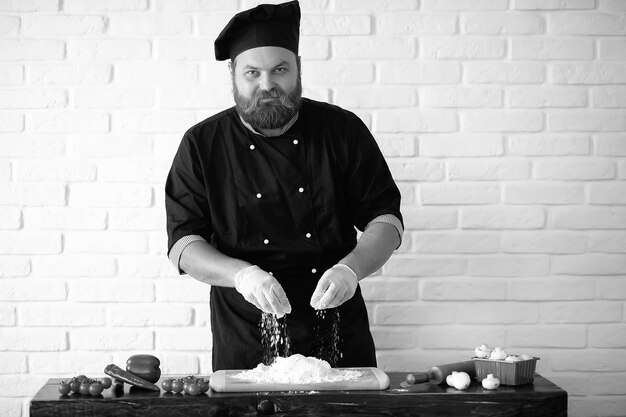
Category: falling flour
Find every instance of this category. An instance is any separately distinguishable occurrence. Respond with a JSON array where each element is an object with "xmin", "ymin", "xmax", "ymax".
[
  {"xmin": 260, "ymin": 313, "xmax": 291, "ymax": 366},
  {"xmin": 233, "ymin": 354, "xmax": 362, "ymax": 384}
]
